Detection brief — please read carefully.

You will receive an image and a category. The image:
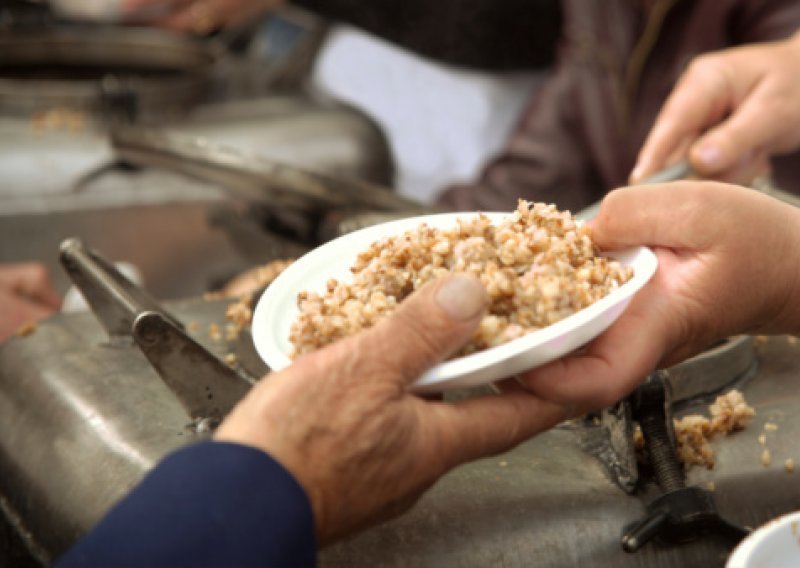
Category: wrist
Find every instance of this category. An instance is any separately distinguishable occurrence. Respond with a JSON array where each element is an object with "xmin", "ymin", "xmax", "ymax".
[{"xmin": 763, "ymin": 202, "xmax": 800, "ymax": 335}]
